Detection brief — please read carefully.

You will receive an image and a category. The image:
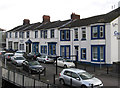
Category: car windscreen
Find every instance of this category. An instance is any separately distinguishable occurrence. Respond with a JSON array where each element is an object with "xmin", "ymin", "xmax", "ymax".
[
  {"xmin": 14, "ymin": 57, "xmax": 25, "ymax": 60},
  {"xmin": 64, "ymin": 59, "xmax": 73, "ymax": 62},
  {"xmin": 78, "ymin": 72, "xmax": 93, "ymax": 80},
  {"xmin": 29, "ymin": 61, "xmax": 40, "ymax": 66},
  {"xmin": 9, "ymin": 54, "xmax": 14, "ymax": 56}
]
